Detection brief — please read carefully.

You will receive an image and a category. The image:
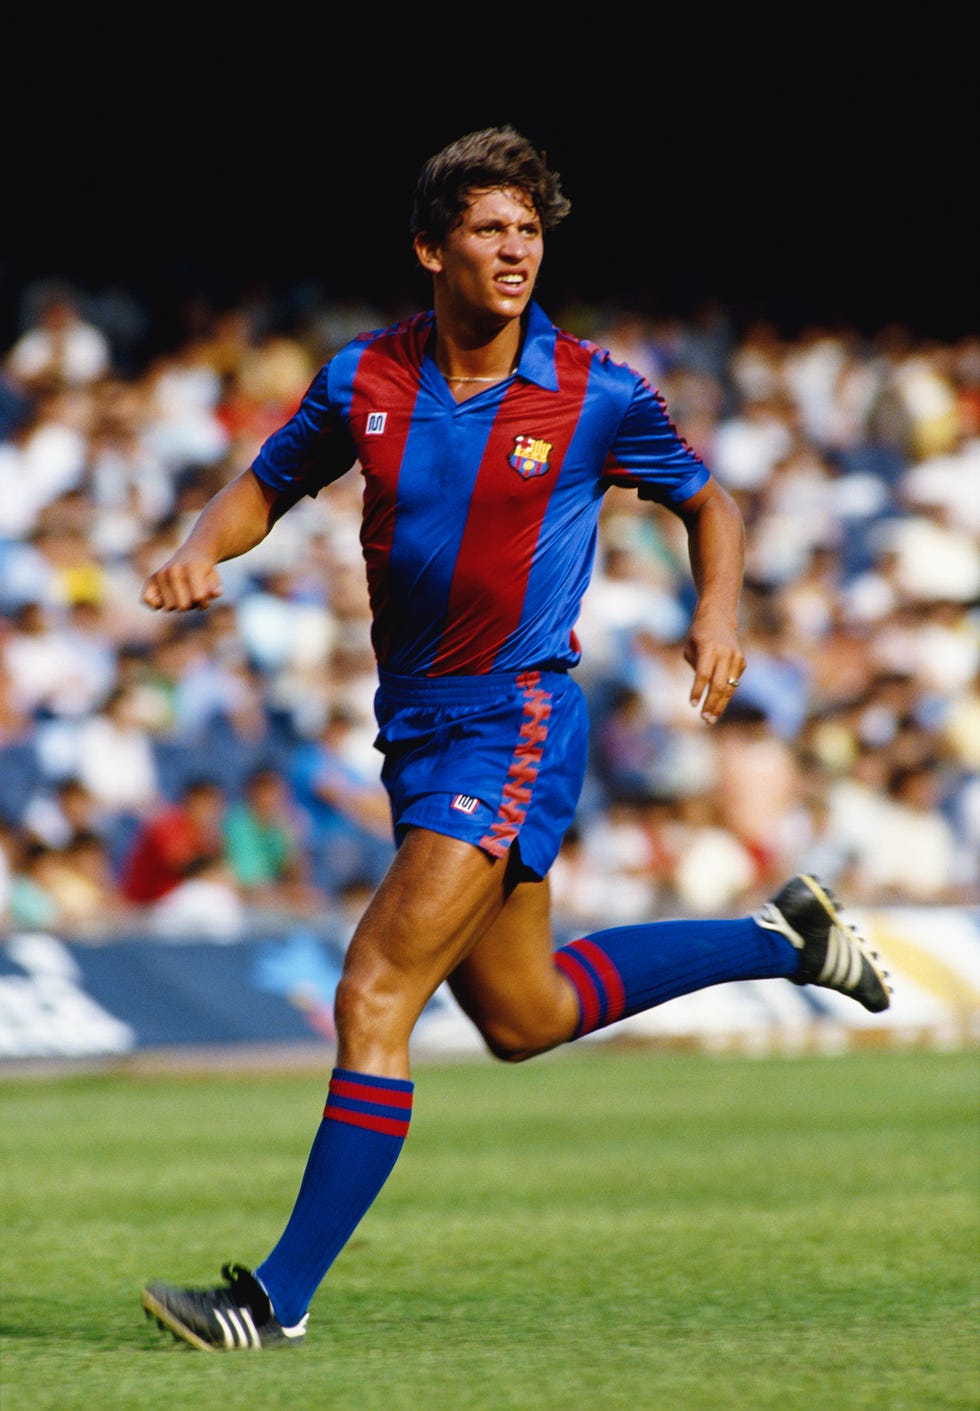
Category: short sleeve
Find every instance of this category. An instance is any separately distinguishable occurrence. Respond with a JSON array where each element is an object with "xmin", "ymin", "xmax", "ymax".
[
  {"xmin": 602, "ymin": 377, "xmax": 710, "ymax": 506},
  {"xmin": 251, "ymin": 364, "xmax": 358, "ymax": 498}
]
